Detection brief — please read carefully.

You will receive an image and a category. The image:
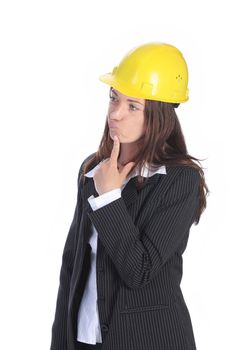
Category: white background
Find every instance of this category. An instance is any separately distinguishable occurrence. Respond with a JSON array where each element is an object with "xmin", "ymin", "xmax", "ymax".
[{"xmin": 0, "ymin": 1, "xmax": 232, "ymax": 349}]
